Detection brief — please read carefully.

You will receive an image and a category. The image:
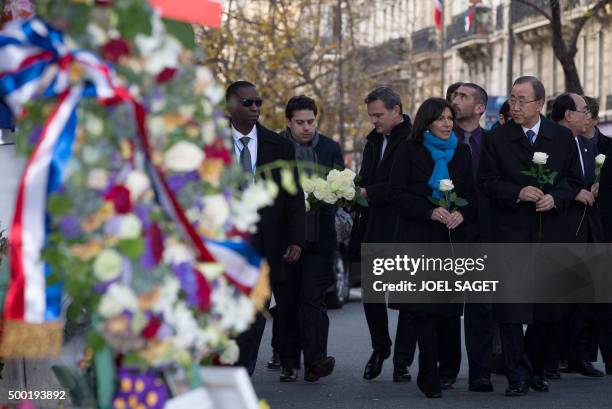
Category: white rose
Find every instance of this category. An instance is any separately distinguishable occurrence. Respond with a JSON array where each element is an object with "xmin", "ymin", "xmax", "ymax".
[
  {"xmin": 595, "ymin": 154, "xmax": 606, "ymax": 166},
  {"xmin": 163, "ymin": 240, "xmax": 194, "ymax": 265},
  {"xmin": 87, "ymin": 168, "xmax": 109, "ymax": 190},
  {"xmin": 93, "ymin": 249, "xmax": 123, "ymax": 282},
  {"xmin": 164, "ymin": 141, "xmax": 205, "ymax": 172},
  {"xmin": 312, "ymin": 178, "xmax": 329, "ymax": 200},
  {"xmin": 341, "ymin": 188, "xmax": 356, "ymax": 201},
  {"xmin": 98, "ymin": 284, "xmax": 139, "ymax": 318},
  {"xmin": 220, "ymin": 340, "xmax": 240, "ymax": 364},
  {"xmin": 85, "ymin": 116, "xmax": 104, "ymax": 137},
  {"xmin": 322, "ymin": 190, "xmax": 338, "ymax": 205},
  {"xmin": 201, "ymin": 194, "xmax": 230, "ymax": 230},
  {"xmin": 339, "ymin": 168, "xmax": 356, "ymax": 182},
  {"xmin": 532, "ymin": 152, "xmax": 548, "ymax": 166},
  {"xmin": 117, "ymin": 214, "xmax": 142, "ymax": 239},
  {"xmin": 243, "ymin": 181, "xmax": 275, "ymax": 209},
  {"xmin": 439, "ymin": 179, "xmax": 454, "ymax": 192},
  {"xmin": 301, "ymin": 177, "xmax": 315, "ymax": 194},
  {"xmin": 125, "ymin": 171, "xmax": 150, "ymax": 201}
]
